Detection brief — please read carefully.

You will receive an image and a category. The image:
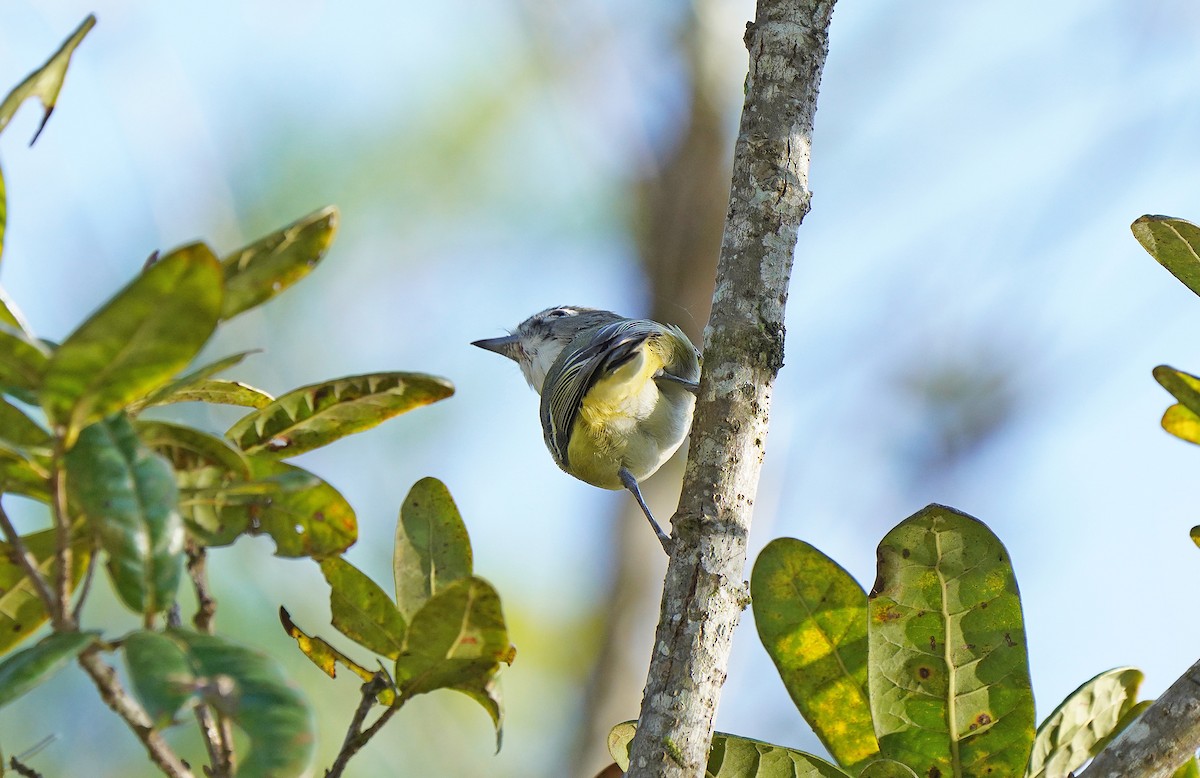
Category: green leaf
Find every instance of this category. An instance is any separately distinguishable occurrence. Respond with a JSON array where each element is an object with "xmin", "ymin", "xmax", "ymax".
[
  {"xmin": 1191, "ymin": 526, "xmax": 1200, "ymax": 550},
  {"xmin": 149, "ymin": 379, "xmax": 274, "ymax": 410},
  {"xmin": 0, "ymin": 324, "xmax": 50, "ymax": 400},
  {"xmin": 278, "ymin": 607, "xmax": 395, "ymax": 706},
  {"xmin": 1162, "ymin": 403, "xmax": 1200, "ymax": 445},
  {"xmin": 127, "ymin": 351, "xmax": 265, "ymax": 413},
  {"xmin": 1027, "ymin": 667, "xmax": 1143, "ymax": 778},
  {"xmin": 65, "ymin": 415, "xmax": 184, "ymax": 615},
  {"xmin": 226, "ymin": 372, "xmax": 454, "ymax": 458},
  {"xmin": 1154, "ymin": 365, "xmax": 1200, "ymax": 415},
  {"xmin": 868, "ymin": 504, "xmax": 1035, "ymax": 778},
  {"xmin": 0, "ymin": 447, "xmax": 50, "ymax": 500},
  {"xmin": 0, "ymin": 631, "xmax": 97, "ymax": 709},
  {"xmin": 168, "ymin": 629, "xmax": 316, "ymax": 778},
  {"xmin": 394, "ymin": 576, "xmax": 514, "ymax": 735},
  {"xmin": 0, "ymin": 15, "xmax": 95, "ymax": 145},
  {"xmin": 1174, "ymin": 757, "xmax": 1200, "ymax": 778},
  {"xmin": 394, "ymin": 477, "xmax": 472, "ymax": 621},
  {"xmin": 606, "ymin": 721, "xmax": 853, "ymax": 777},
  {"xmin": 122, "ymin": 630, "xmax": 198, "ymax": 728},
  {"xmin": 858, "ymin": 760, "xmax": 920, "ymax": 778},
  {"xmin": 41, "ymin": 244, "xmax": 223, "ymax": 446},
  {"xmin": 0, "ymin": 530, "xmax": 90, "ymax": 653},
  {"xmin": 136, "ymin": 420, "xmax": 250, "ymax": 477},
  {"xmin": 221, "ymin": 206, "xmax": 339, "ymax": 320},
  {"xmin": 751, "ymin": 537, "xmax": 878, "ymax": 772},
  {"xmin": 241, "ymin": 458, "xmax": 356, "ymax": 558},
  {"xmin": 1132, "ymin": 215, "xmax": 1200, "ymax": 298},
  {"xmin": 0, "ymin": 398, "xmax": 50, "ymax": 451},
  {"xmin": 321, "ymin": 557, "xmax": 406, "ymax": 660}
]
